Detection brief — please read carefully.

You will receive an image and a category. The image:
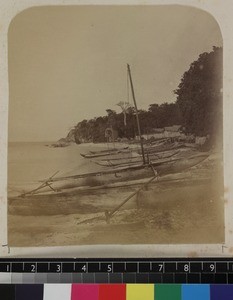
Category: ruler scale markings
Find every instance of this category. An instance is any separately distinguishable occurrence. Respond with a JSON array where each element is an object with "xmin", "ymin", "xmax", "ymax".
[
  {"xmin": 2, "ymin": 258, "xmax": 233, "ymax": 284},
  {"xmin": 139, "ymin": 262, "xmax": 150, "ymax": 273}
]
